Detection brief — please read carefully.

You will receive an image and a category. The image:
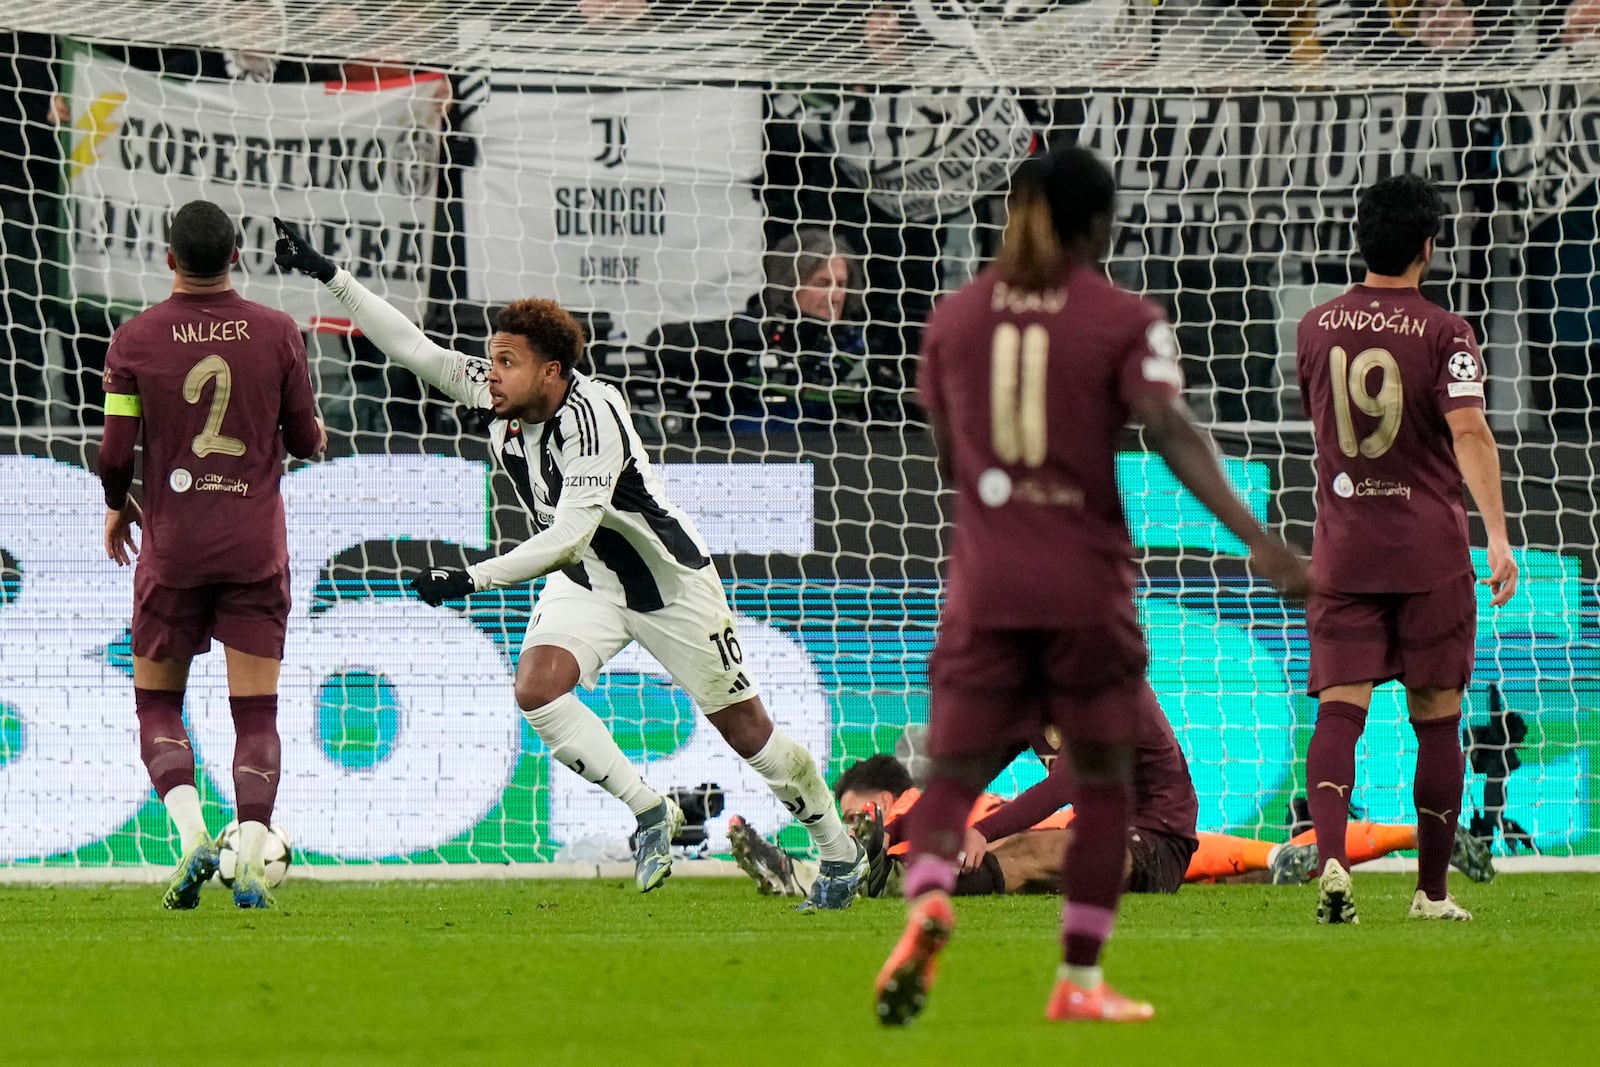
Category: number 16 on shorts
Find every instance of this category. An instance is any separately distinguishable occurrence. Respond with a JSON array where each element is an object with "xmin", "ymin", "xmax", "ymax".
[{"xmin": 708, "ymin": 621, "xmax": 753, "ymax": 698}]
